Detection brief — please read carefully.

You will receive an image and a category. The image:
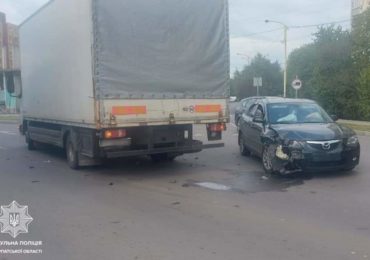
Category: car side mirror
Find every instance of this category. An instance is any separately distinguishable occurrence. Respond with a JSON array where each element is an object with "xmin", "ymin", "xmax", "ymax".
[
  {"xmin": 254, "ymin": 110, "xmax": 264, "ymax": 123},
  {"xmin": 331, "ymin": 115, "xmax": 338, "ymax": 122}
]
